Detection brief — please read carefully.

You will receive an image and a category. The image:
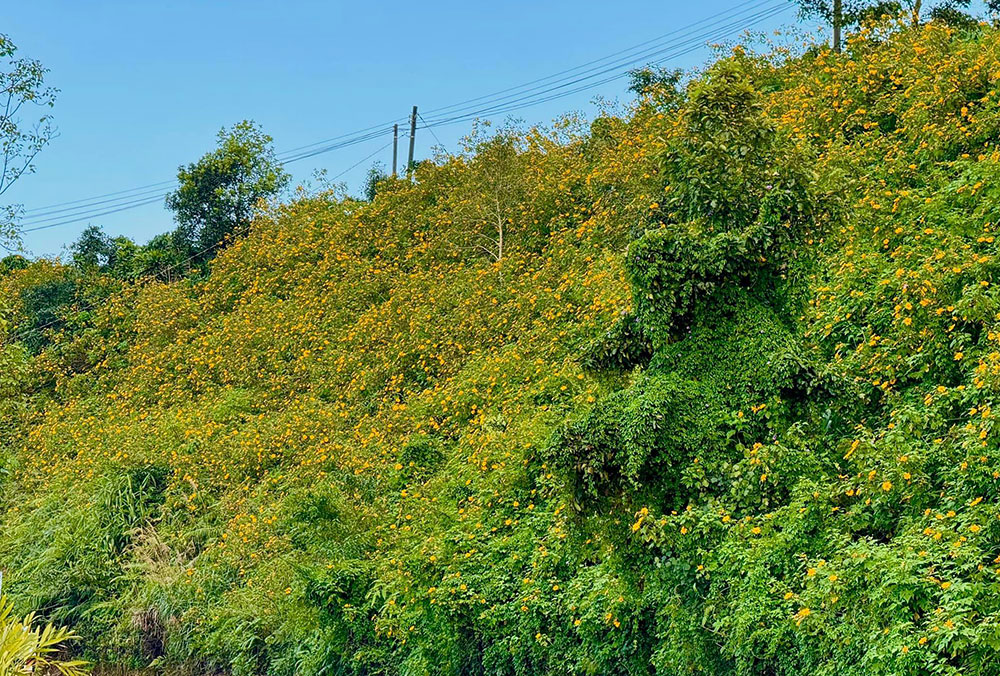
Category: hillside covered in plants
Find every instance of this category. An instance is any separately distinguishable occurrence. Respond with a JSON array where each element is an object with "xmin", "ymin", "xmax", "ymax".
[{"xmin": 4, "ymin": 18, "xmax": 1000, "ymax": 675}]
